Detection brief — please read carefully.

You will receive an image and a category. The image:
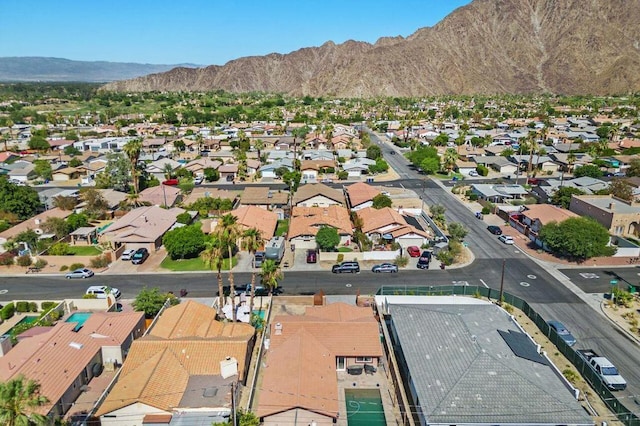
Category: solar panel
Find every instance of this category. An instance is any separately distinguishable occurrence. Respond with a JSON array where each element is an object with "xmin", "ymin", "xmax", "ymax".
[{"xmin": 498, "ymin": 330, "xmax": 546, "ymax": 364}]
